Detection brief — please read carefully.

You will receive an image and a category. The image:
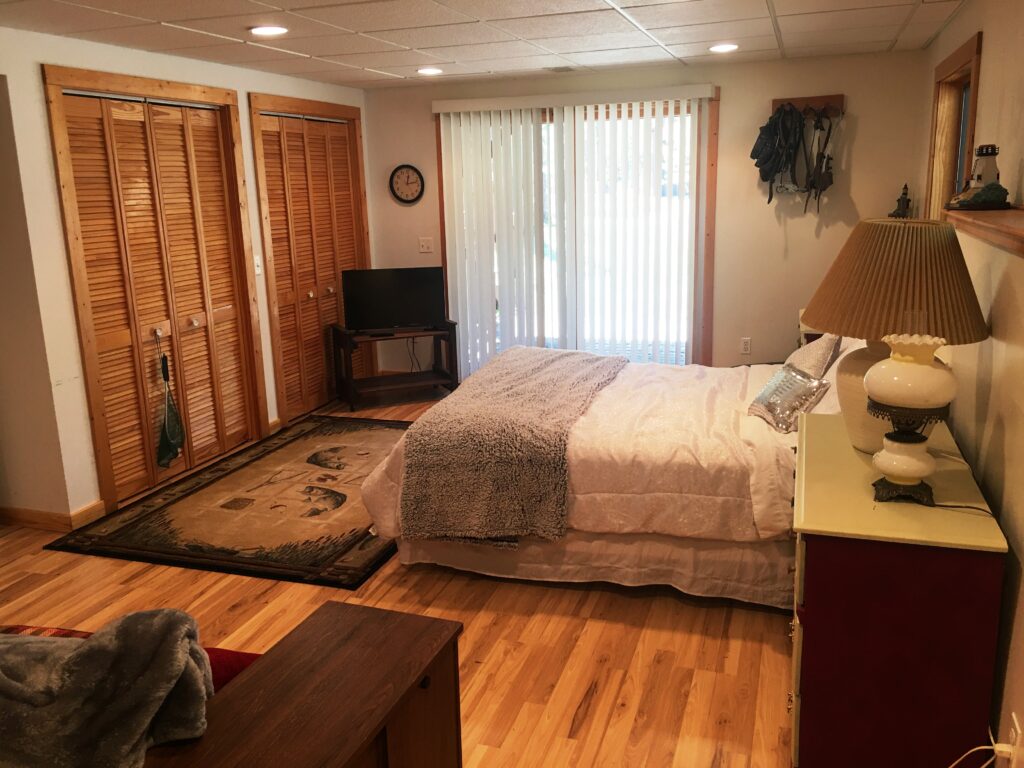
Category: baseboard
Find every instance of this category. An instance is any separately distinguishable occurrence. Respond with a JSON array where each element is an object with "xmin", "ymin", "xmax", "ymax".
[
  {"xmin": 267, "ymin": 417, "xmax": 282, "ymax": 434},
  {"xmin": 0, "ymin": 498, "xmax": 106, "ymax": 532}
]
